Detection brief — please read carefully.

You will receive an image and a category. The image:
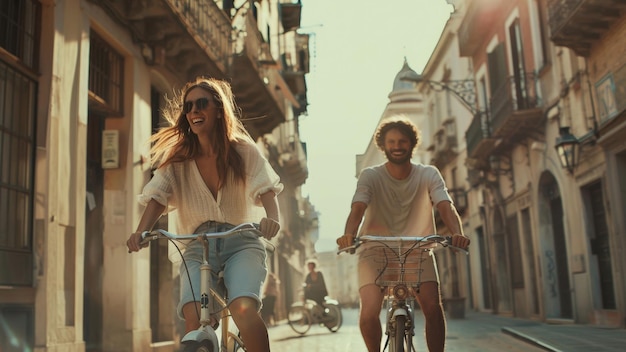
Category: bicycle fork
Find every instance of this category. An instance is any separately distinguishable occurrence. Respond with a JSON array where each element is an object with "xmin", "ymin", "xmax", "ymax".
[
  {"xmin": 385, "ymin": 299, "xmax": 415, "ymax": 352},
  {"xmin": 181, "ymin": 248, "xmax": 220, "ymax": 351}
]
